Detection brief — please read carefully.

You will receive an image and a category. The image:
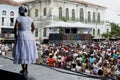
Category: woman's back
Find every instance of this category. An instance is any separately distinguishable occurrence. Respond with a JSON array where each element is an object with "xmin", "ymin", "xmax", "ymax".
[
  {"xmin": 17, "ymin": 16, "xmax": 32, "ymax": 31},
  {"xmin": 16, "ymin": 16, "xmax": 34, "ymax": 40}
]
